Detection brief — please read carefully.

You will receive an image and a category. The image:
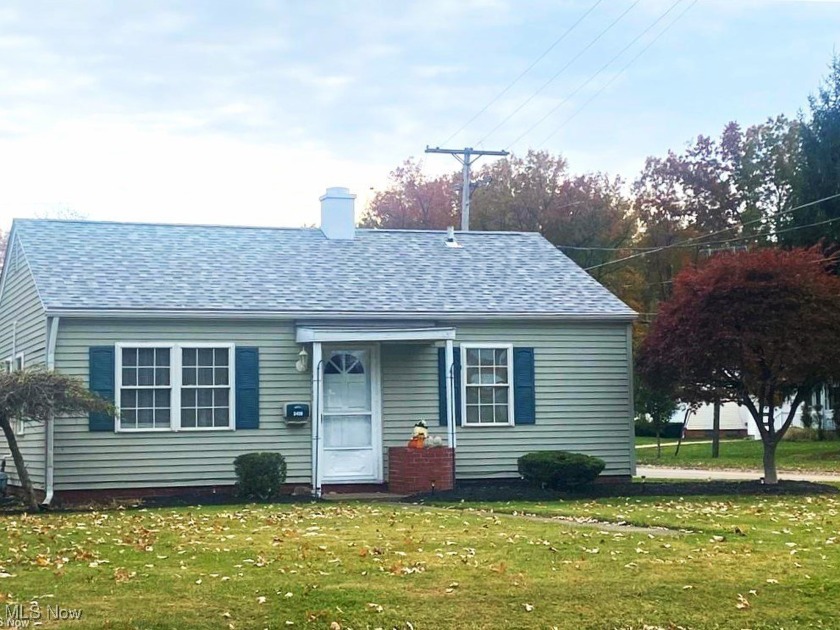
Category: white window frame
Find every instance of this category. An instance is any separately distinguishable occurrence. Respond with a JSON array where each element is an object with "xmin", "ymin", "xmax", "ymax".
[
  {"xmin": 460, "ymin": 342, "xmax": 515, "ymax": 427},
  {"xmin": 178, "ymin": 343, "xmax": 236, "ymax": 432},
  {"xmin": 115, "ymin": 342, "xmax": 236, "ymax": 433}
]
